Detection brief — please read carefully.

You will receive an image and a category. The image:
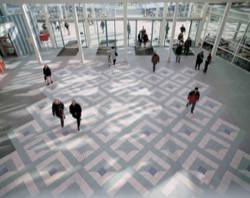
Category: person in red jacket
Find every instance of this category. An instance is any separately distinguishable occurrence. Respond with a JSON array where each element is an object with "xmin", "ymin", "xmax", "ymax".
[{"xmin": 186, "ymin": 87, "xmax": 200, "ymax": 114}]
